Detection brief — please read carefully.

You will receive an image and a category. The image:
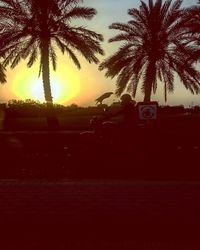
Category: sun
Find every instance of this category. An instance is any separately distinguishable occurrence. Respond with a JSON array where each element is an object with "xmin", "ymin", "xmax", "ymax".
[
  {"xmin": 12, "ymin": 64, "xmax": 81, "ymax": 104},
  {"xmin": 31, "ymin": 78, "xmax": 60, "ymax": 102},
  {"xmin": 29, "ymin": 75, "xmax": 80, "ymax": 104}
]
